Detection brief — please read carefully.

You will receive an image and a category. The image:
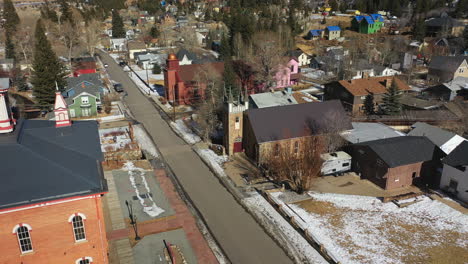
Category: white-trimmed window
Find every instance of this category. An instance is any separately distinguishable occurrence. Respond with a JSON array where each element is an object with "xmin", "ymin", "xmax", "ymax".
[
  {"xmin": 13, "ymin": 224, "xmax": 33, "ymax": 254},
  {"xmin": 76, "ymin": 257, "xmax": 93, "ymax": 264},
  {"xmin": 81, "ymin": 96, "xmax": 89, "ymax": 104},
  {"xmin": 69, "ymin": 213, "xmax": 87, "ymax": 242}
]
